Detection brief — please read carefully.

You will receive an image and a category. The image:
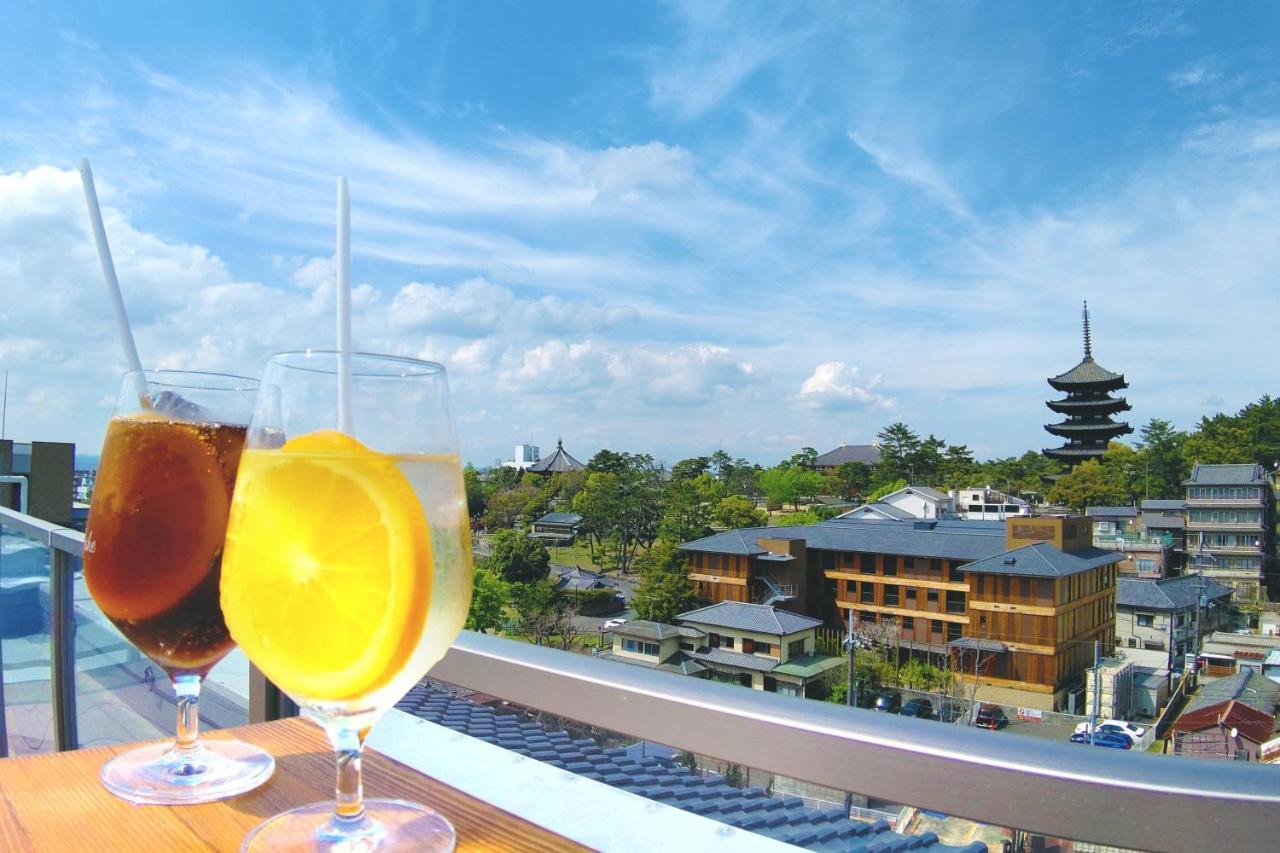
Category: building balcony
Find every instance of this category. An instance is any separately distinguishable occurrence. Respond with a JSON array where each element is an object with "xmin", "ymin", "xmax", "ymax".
[
  {"xmin": 1185, "ymin": 496, "xmax": 1263, "ymax": 507},
  {"xmin": 4, "ymin": 505, "xmax": 1279, "ymax": 852},
  {"xmin": 1093, "ymin": 534, "xmax": 1169, "ymax": 551},
  {"xmin": 1185, "ymin": 520, "xmax": 1264, "ymax": 531}
]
